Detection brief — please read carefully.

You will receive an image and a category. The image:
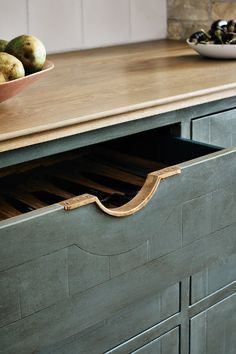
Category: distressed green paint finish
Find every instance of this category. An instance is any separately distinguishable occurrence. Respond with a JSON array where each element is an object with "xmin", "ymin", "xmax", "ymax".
[
  {"xmin": 191, "ymin": 254, "xmax": 236, "ymax": 304},
  {"xmin": 39, "ymin": 285, "xmax": 180, "ymax": 354},
  {"xmin": 192, "ymin": 109, "xmax": 236, "ymax": 148},
  {"xmin": 148, "ymin": 206, "xmax": 182, "ymax": 261},
  {"xmin": 0, "ymin": 143, "xmax": 235, "ymax": 353},
  {"xmin": 132, "ymin": 327, "xmax": 179, "ymax": 354},
  {"xmin": 0, "ymin": 224, "xmax": 235, "ymax": 353},
  {"xmin": 109, "ymin": 242, "xmax": 148, "ymax": 278},
  {"xmin": 0, "ymin": 205, "xmax": 66, "ymax": 272},
  {"xmin": 68, "ymin": 245, "xmax": 110, "ymax": 295},
  {"xmin": 0, "ymin": 147, "xmax": 235, "ymax": 271},
  {"xmin": 0, "ymin": 271, "xmax": 20, "ymax": 327},
  {"xmin": 0, "ymin": 99, "xmax": 236, "ymax": 353},
  {"xmin": 15, "ymin": 249, "xmax": 68, "ymax": 317},
  {"xmin": 190, "ymin": 294, "xmax": 236, "ymax": 354}
]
